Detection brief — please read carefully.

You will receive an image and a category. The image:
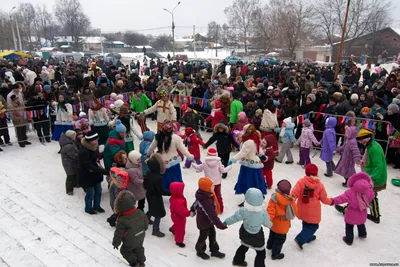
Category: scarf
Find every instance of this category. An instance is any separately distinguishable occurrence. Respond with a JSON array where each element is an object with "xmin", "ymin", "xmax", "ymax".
[
  {"xmin": 279, "ymin": 126, "xmax": 287, "ymax": 138},
  {"xmin": 211, "ymin": 192, "xmax": 221, "ymax": 215},
  {"xmin": 184, "ymin": 134, "xmax": 192, "ymax": 148},
  {"xmin": 357, "ymin": 193, "xmax": 371, "ymax": 211},
  {"xmin": 91, "ymin": 99, "xmax": 103, "ymax": 111}
]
